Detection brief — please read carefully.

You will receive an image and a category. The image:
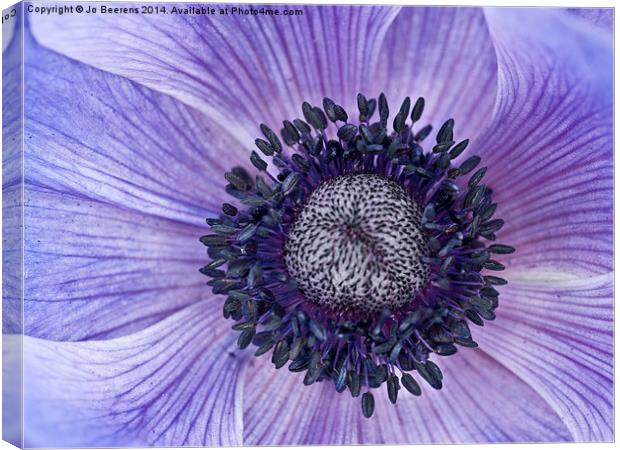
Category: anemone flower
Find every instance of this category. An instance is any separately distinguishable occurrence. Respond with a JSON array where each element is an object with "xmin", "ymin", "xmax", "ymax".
[{"xmin": 2, "ymin": 3, "xmax": 613, "ymax": 447}]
